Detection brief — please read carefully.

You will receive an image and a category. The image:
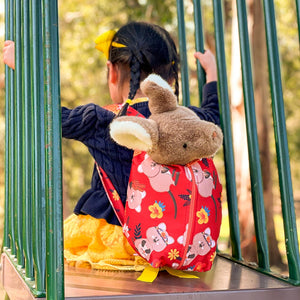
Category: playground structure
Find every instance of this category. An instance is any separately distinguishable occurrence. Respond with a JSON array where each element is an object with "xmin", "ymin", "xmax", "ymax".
[{"xmin": 1, "ymin": 0, "xmax": 300, "ymax": 299}]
